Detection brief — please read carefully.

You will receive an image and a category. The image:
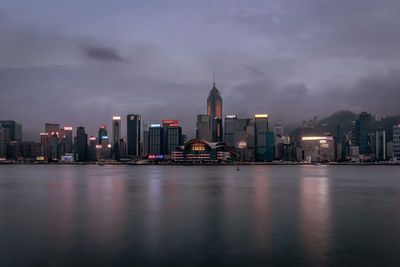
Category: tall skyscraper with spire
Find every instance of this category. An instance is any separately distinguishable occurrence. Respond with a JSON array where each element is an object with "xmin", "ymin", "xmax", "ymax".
[{"xmin": 207, "ymin": 73, "xmax": 223, "ymax": 142}]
